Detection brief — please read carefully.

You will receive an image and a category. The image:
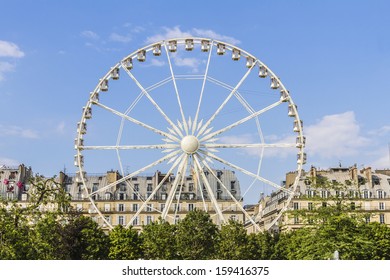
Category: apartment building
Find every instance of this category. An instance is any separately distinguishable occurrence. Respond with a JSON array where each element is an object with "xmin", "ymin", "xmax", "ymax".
[{"xmin": 248, "ymin": 165, "xmax": 390, "ymax": 233}]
